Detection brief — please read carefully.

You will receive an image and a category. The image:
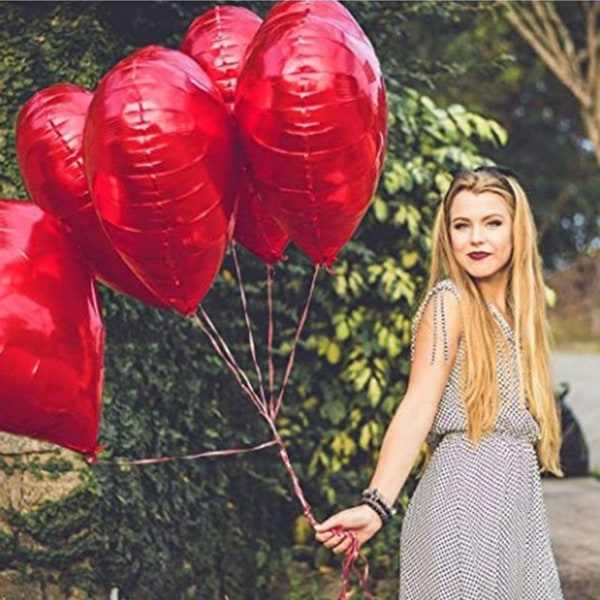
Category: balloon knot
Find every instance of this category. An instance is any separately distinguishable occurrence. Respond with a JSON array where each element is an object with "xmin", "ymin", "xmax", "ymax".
[{"xmin": 85, "ymin": 444, "xmax": 106, "ymax": 465}]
